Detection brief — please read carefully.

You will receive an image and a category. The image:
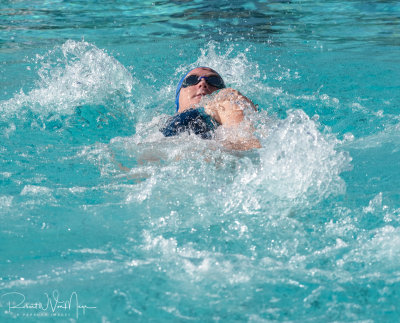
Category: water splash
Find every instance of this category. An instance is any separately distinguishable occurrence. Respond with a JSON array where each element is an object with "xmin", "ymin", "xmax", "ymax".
[
  {"xmin": 255, "ymin": 109, "xmax": 351, "ymax": 204},
  {"xmin": 193, "ymin": 42, "xmax": 261, "ymax": 90},
  {"xmin": 0, "ymin": 40, "xmax": 134, "ymax": 118}
]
